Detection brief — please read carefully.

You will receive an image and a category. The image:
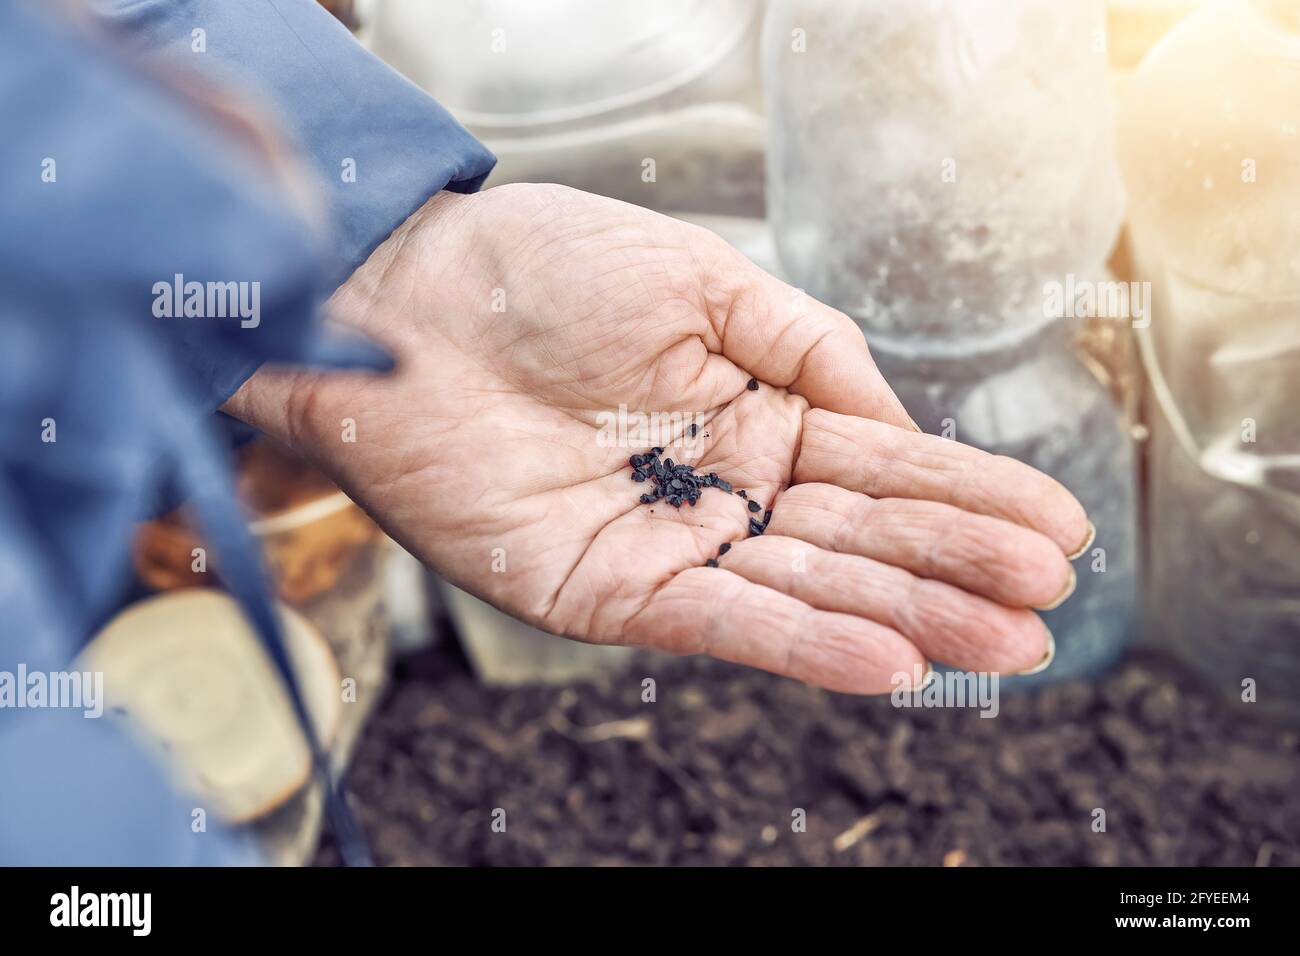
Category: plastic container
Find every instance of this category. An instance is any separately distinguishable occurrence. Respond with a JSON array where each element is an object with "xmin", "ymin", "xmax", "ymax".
[
  {"xmin": 133, "ymin": 440, "xmax": 393, "ymax": 861},
  {"xmin": 440, "ymin": 582, "xmax": 633, "ymax": 687},
  {"xmin": 764, "ymin": 0, "xmax": 1137, "ymax": 681},
  {"xmin": 870, "ymin": 318, "xmax": 1139, "ymax": 684},
  {"xmin": 363, "ymin": 0, "xmax": 766, "ymax": 214},
  {"xmin": 765, "ymin": 0, "xmax": 1124, "ymax": 348},
  {"xmin": 1120, "ymin": 0, "xmax": 1300, "ymax": 721}
]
